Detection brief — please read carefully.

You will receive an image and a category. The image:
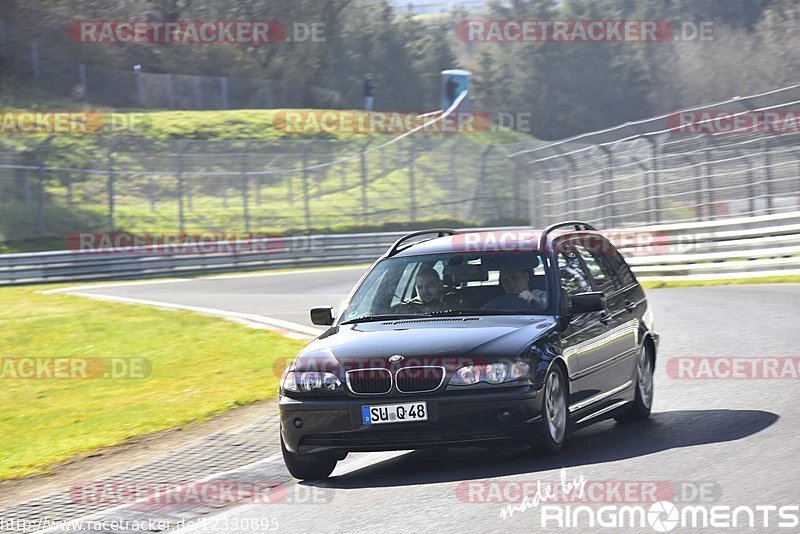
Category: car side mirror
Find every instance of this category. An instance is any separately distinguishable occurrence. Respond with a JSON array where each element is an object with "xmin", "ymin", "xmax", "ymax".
[
  {"xmin": 310, "ymin": 306, "xmax": 335, "ymax": 326},
  {"xmin": 569, "ymin": 292, "xmax": 606, "ymax": 314}
]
